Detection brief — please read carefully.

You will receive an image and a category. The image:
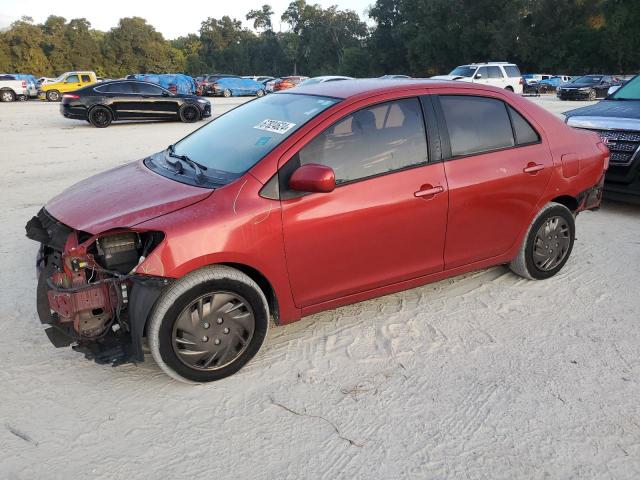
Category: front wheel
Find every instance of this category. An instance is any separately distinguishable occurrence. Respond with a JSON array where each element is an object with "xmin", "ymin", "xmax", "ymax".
[
  {"xmin": 510, "ymin": 202, "xmax": 575, "ymax": 280},
  {"xmin": 46, "ymin": 90, "xmax": 60, "ymax": 102},
  {"xmin": 148, "ymin": 266, "xmax": 269, "ymax": 383},
  {"xmin": 179, "ymin": 104, "xmax": 200, "ymax": 123},
  {"xmin": 588, "ymin": 89, "xmax": 597, "ymax": 101},
  {"xmin": 223, "ymin": 89, "xmax": 232, "ymax": 98},
  {"xmin": 256, "ymin": 89, "xmax": 265, "ymax": 97}
]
